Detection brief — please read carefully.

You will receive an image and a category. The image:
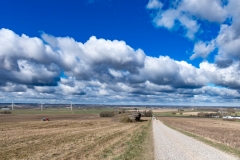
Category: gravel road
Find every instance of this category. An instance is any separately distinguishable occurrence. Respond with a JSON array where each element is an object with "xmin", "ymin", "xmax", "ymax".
[{"xmin": 153, "ymin": 119, "xmax": 239, "ymax": 160}]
